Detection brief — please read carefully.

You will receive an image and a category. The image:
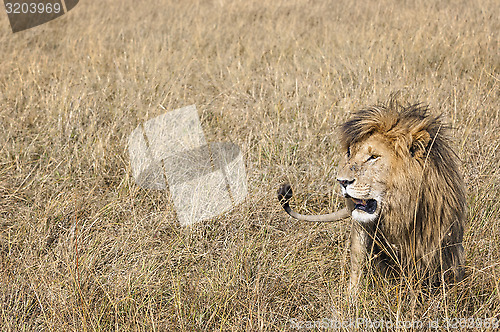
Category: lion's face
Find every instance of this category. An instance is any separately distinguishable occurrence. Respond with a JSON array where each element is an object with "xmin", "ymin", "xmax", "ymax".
[{"xmin": 336, "ymin": 133, "xmax": 395, "ymax": 223}]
